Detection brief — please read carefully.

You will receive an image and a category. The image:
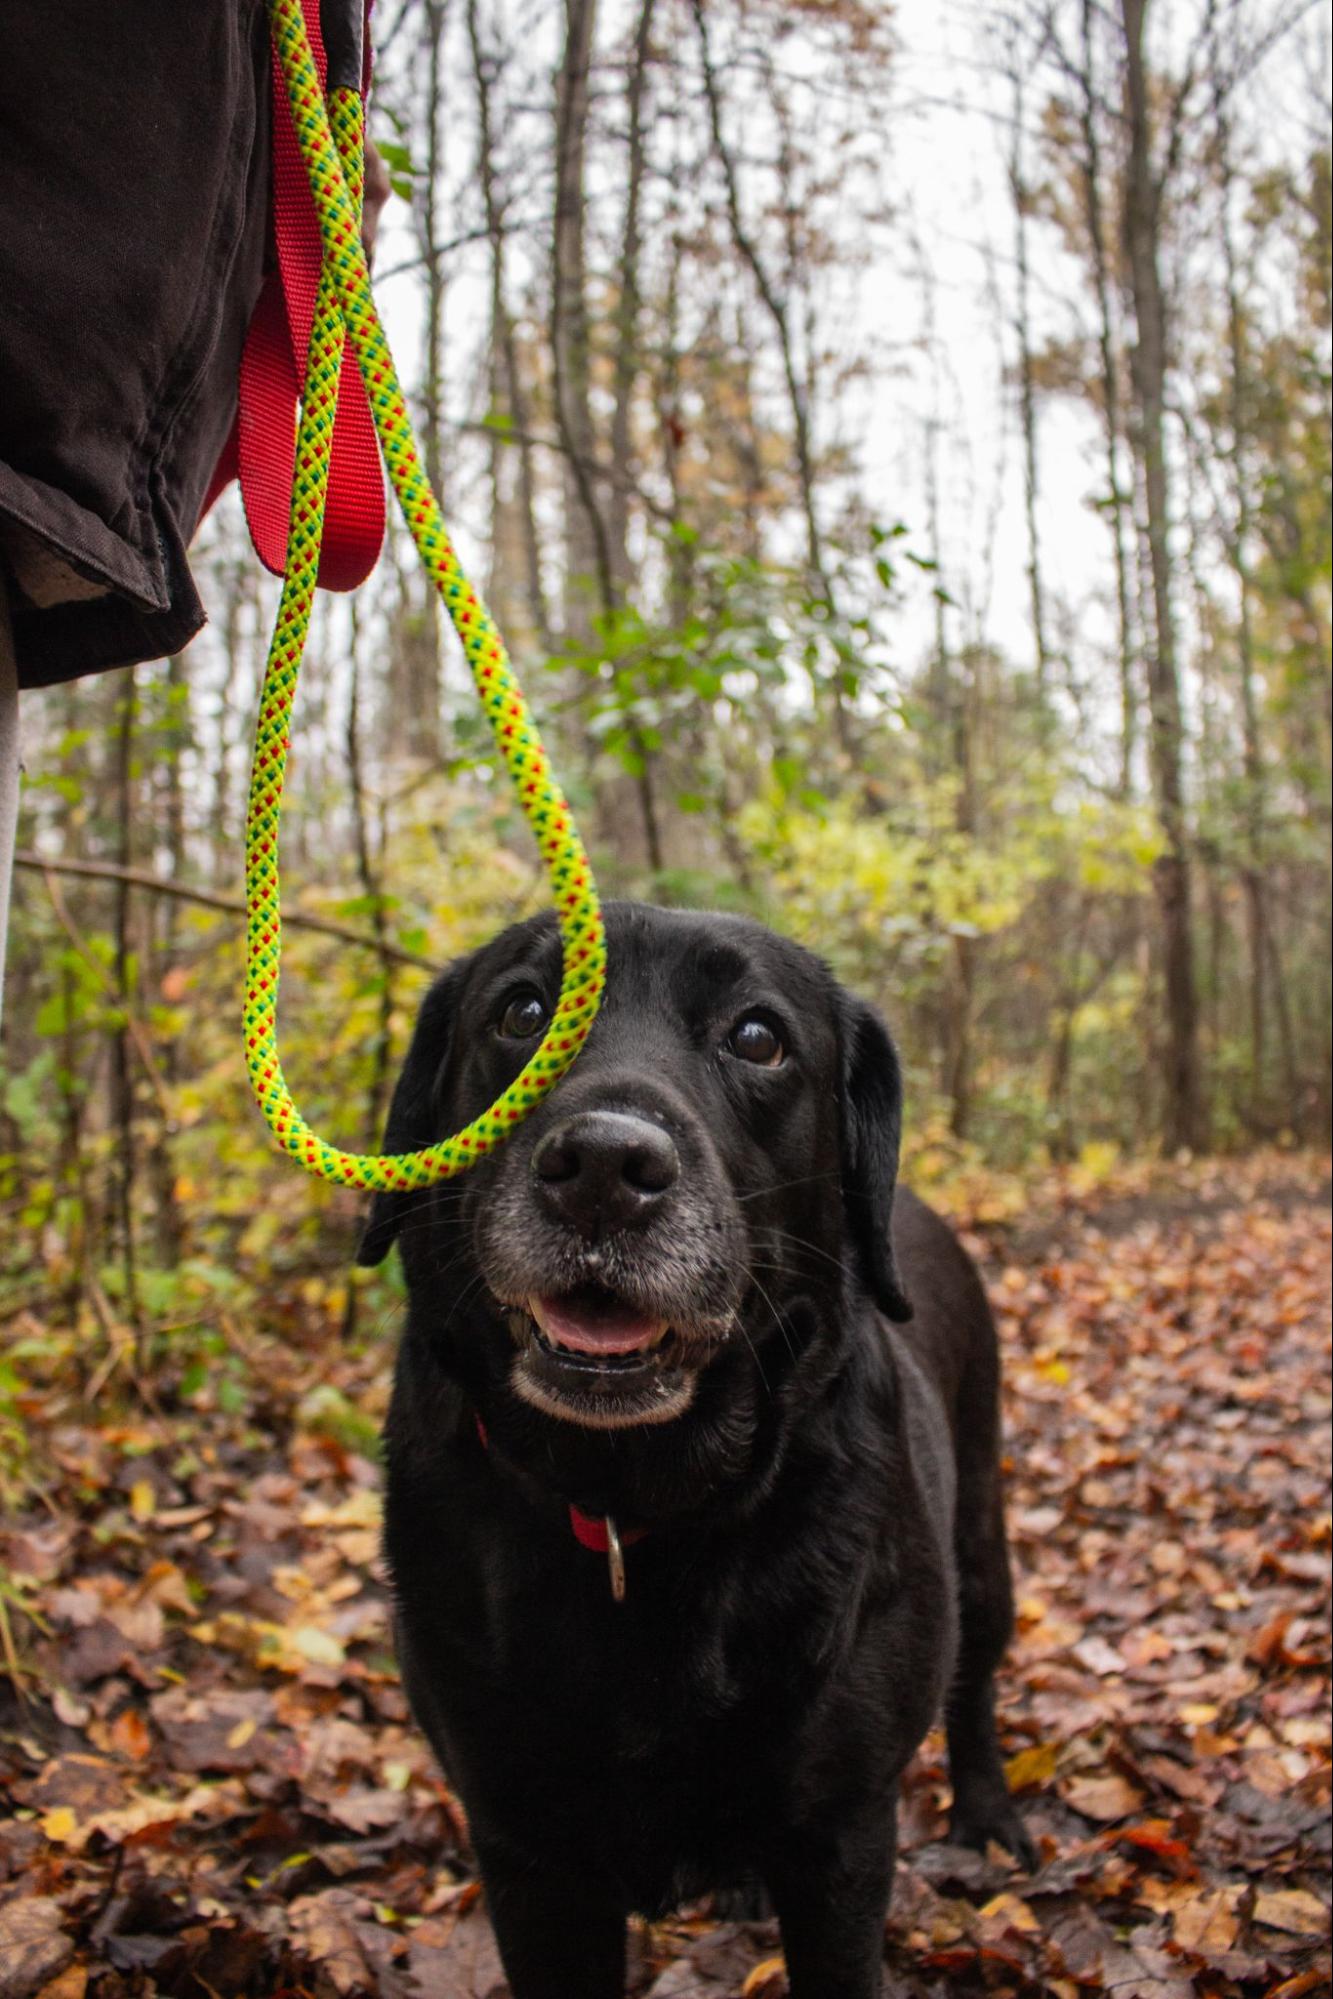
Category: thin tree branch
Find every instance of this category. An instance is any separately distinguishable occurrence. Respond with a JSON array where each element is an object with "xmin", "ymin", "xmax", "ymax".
[{"xmin": 13, "ymin": 853, "xmax": 441, "ymax": 972}]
